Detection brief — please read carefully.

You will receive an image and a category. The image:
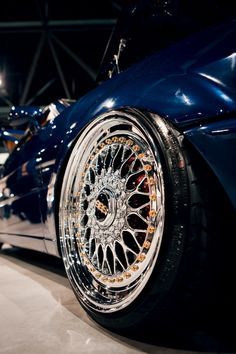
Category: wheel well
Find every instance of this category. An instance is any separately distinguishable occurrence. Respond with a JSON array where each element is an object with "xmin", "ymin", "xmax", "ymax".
[
  {"xmin": 53, "ymin": 107, "xmax": 236, "ymax": 265},
  {"xmin": 184, "ymin": 137, "xmax": 235, "ymax": 230},
  {"xmin": 183, "ymin": 137, "xmax": 236, "ymax": 305},
  {"xmin": 52, "ymin": 107, "xmax": 236, "ymax": 329}
]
